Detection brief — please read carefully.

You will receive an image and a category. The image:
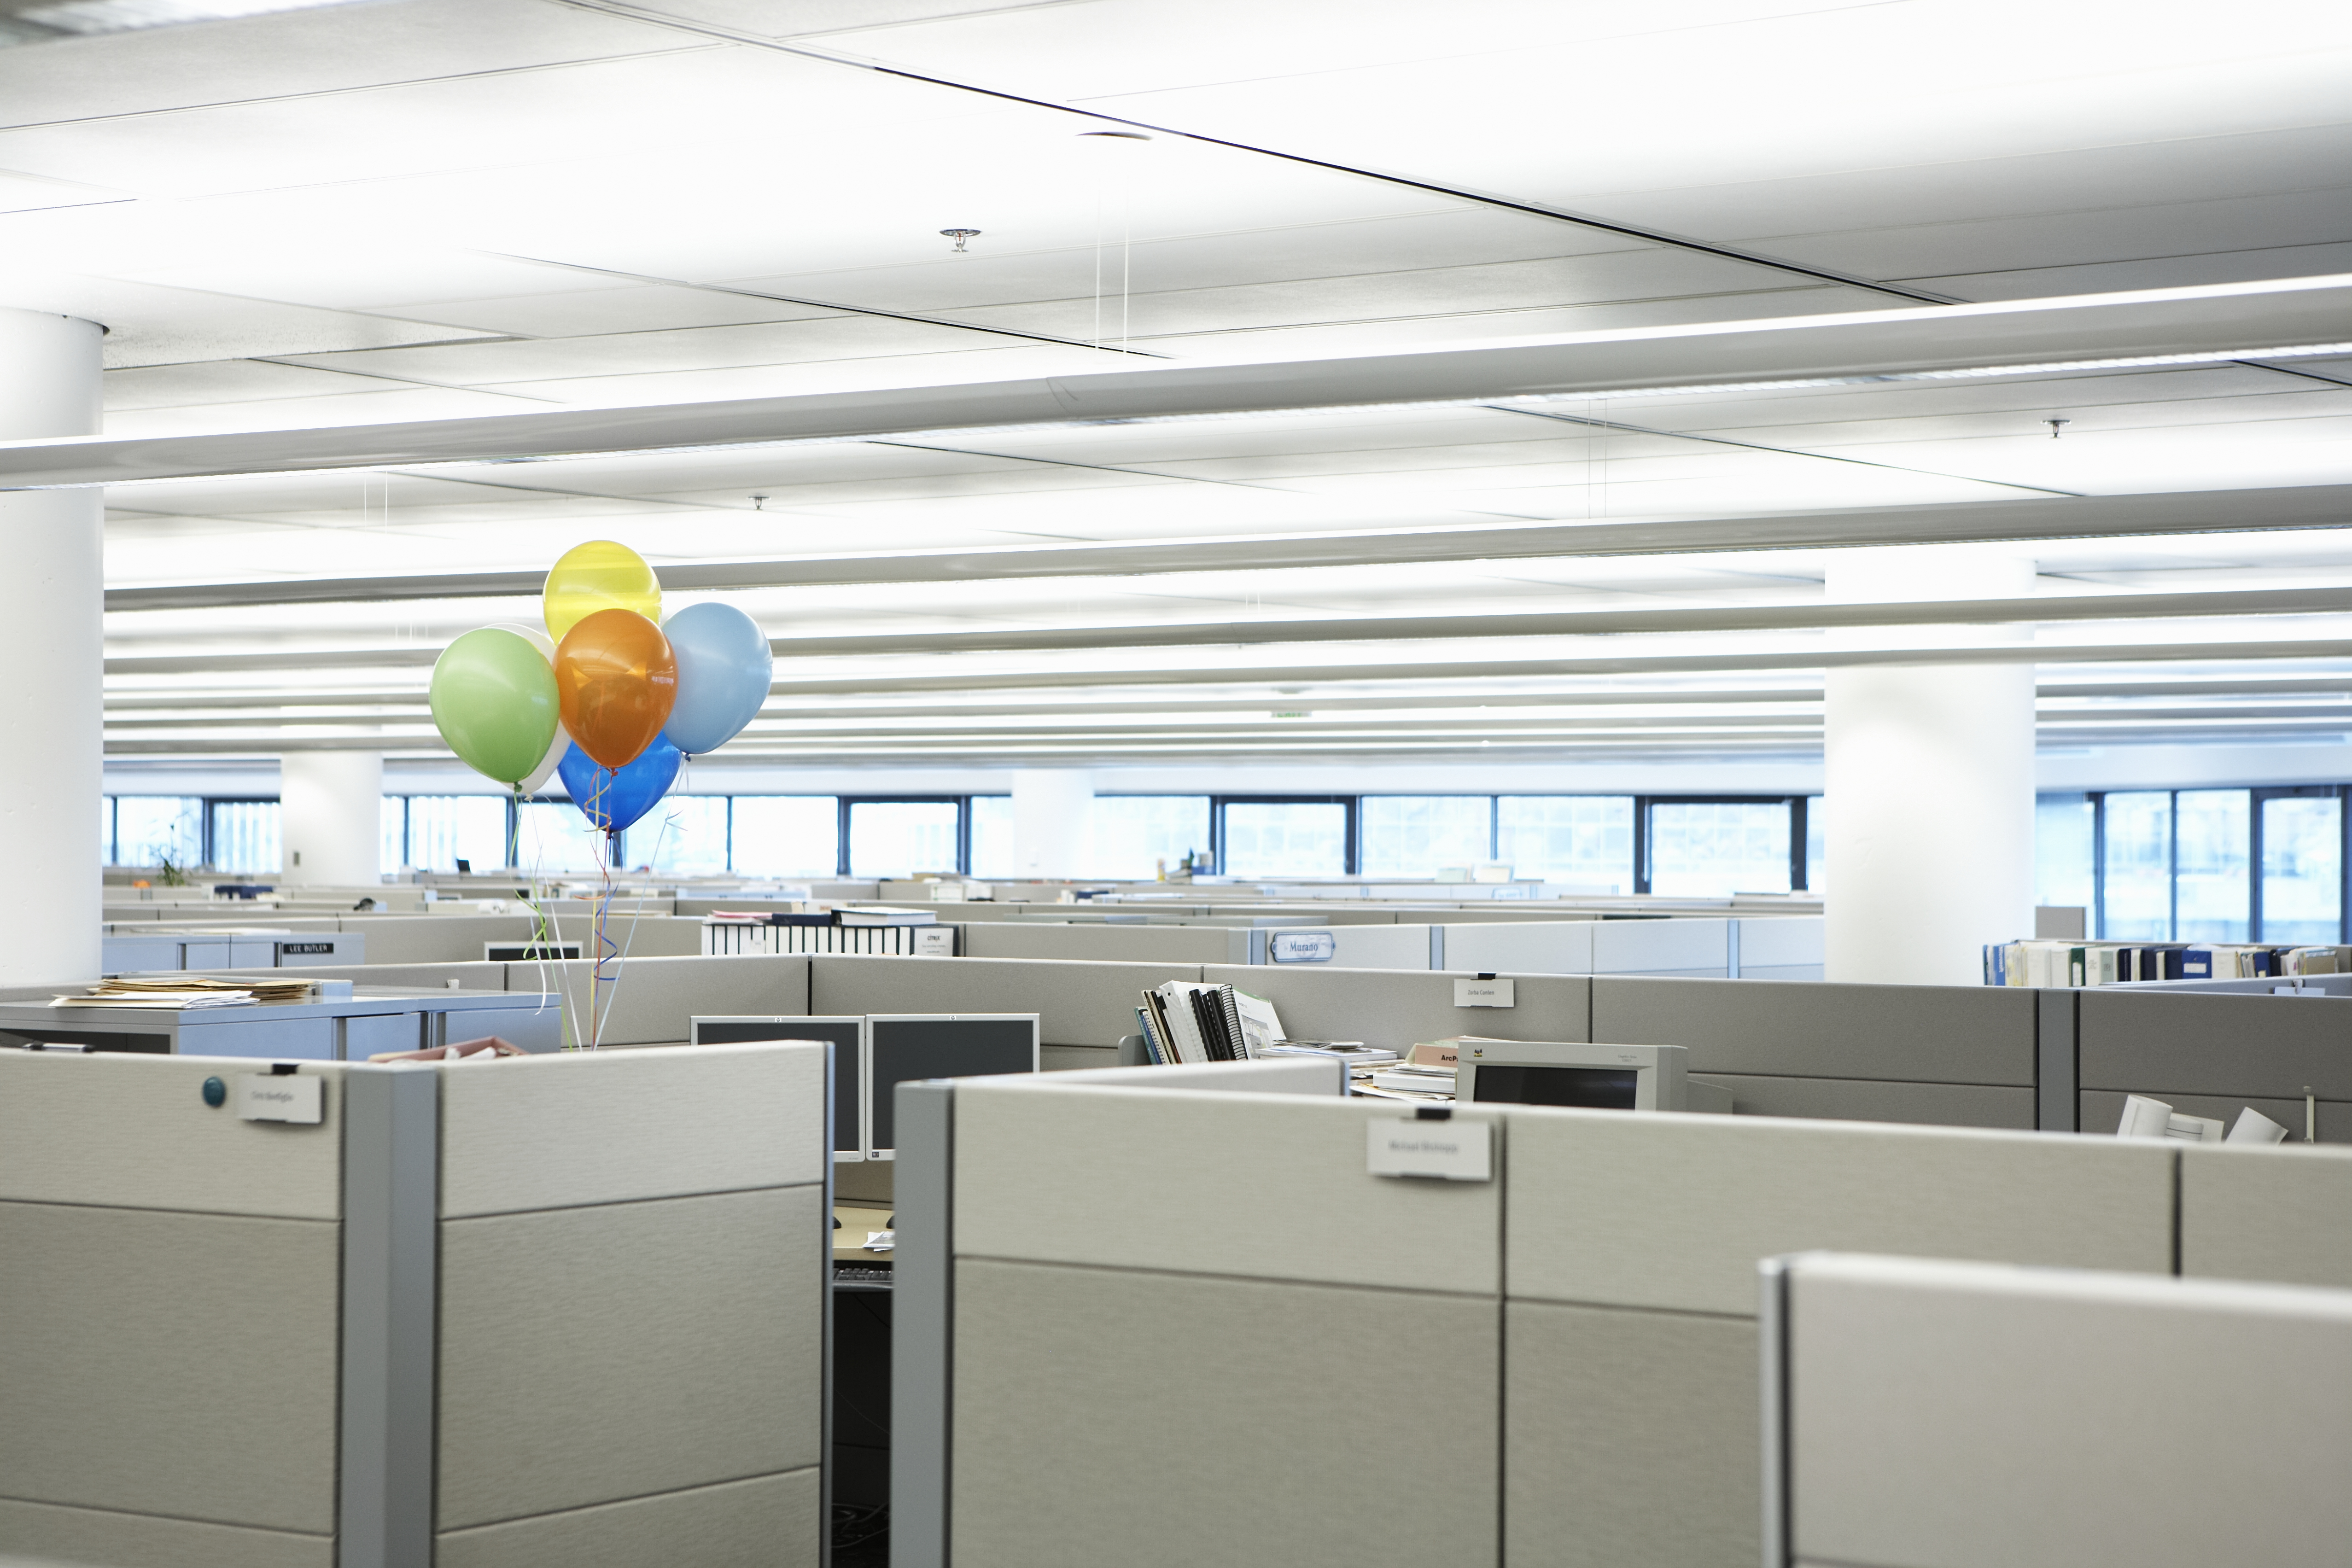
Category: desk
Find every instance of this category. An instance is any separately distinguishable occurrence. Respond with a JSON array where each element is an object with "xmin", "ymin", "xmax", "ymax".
[
  {"xmin": 835, "ymin": 1202, "xmax": 896, "ymax": 1285},
  {"xmin": 0, "ymin": 986, "xmax": 561, "ymax": 1059}
]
